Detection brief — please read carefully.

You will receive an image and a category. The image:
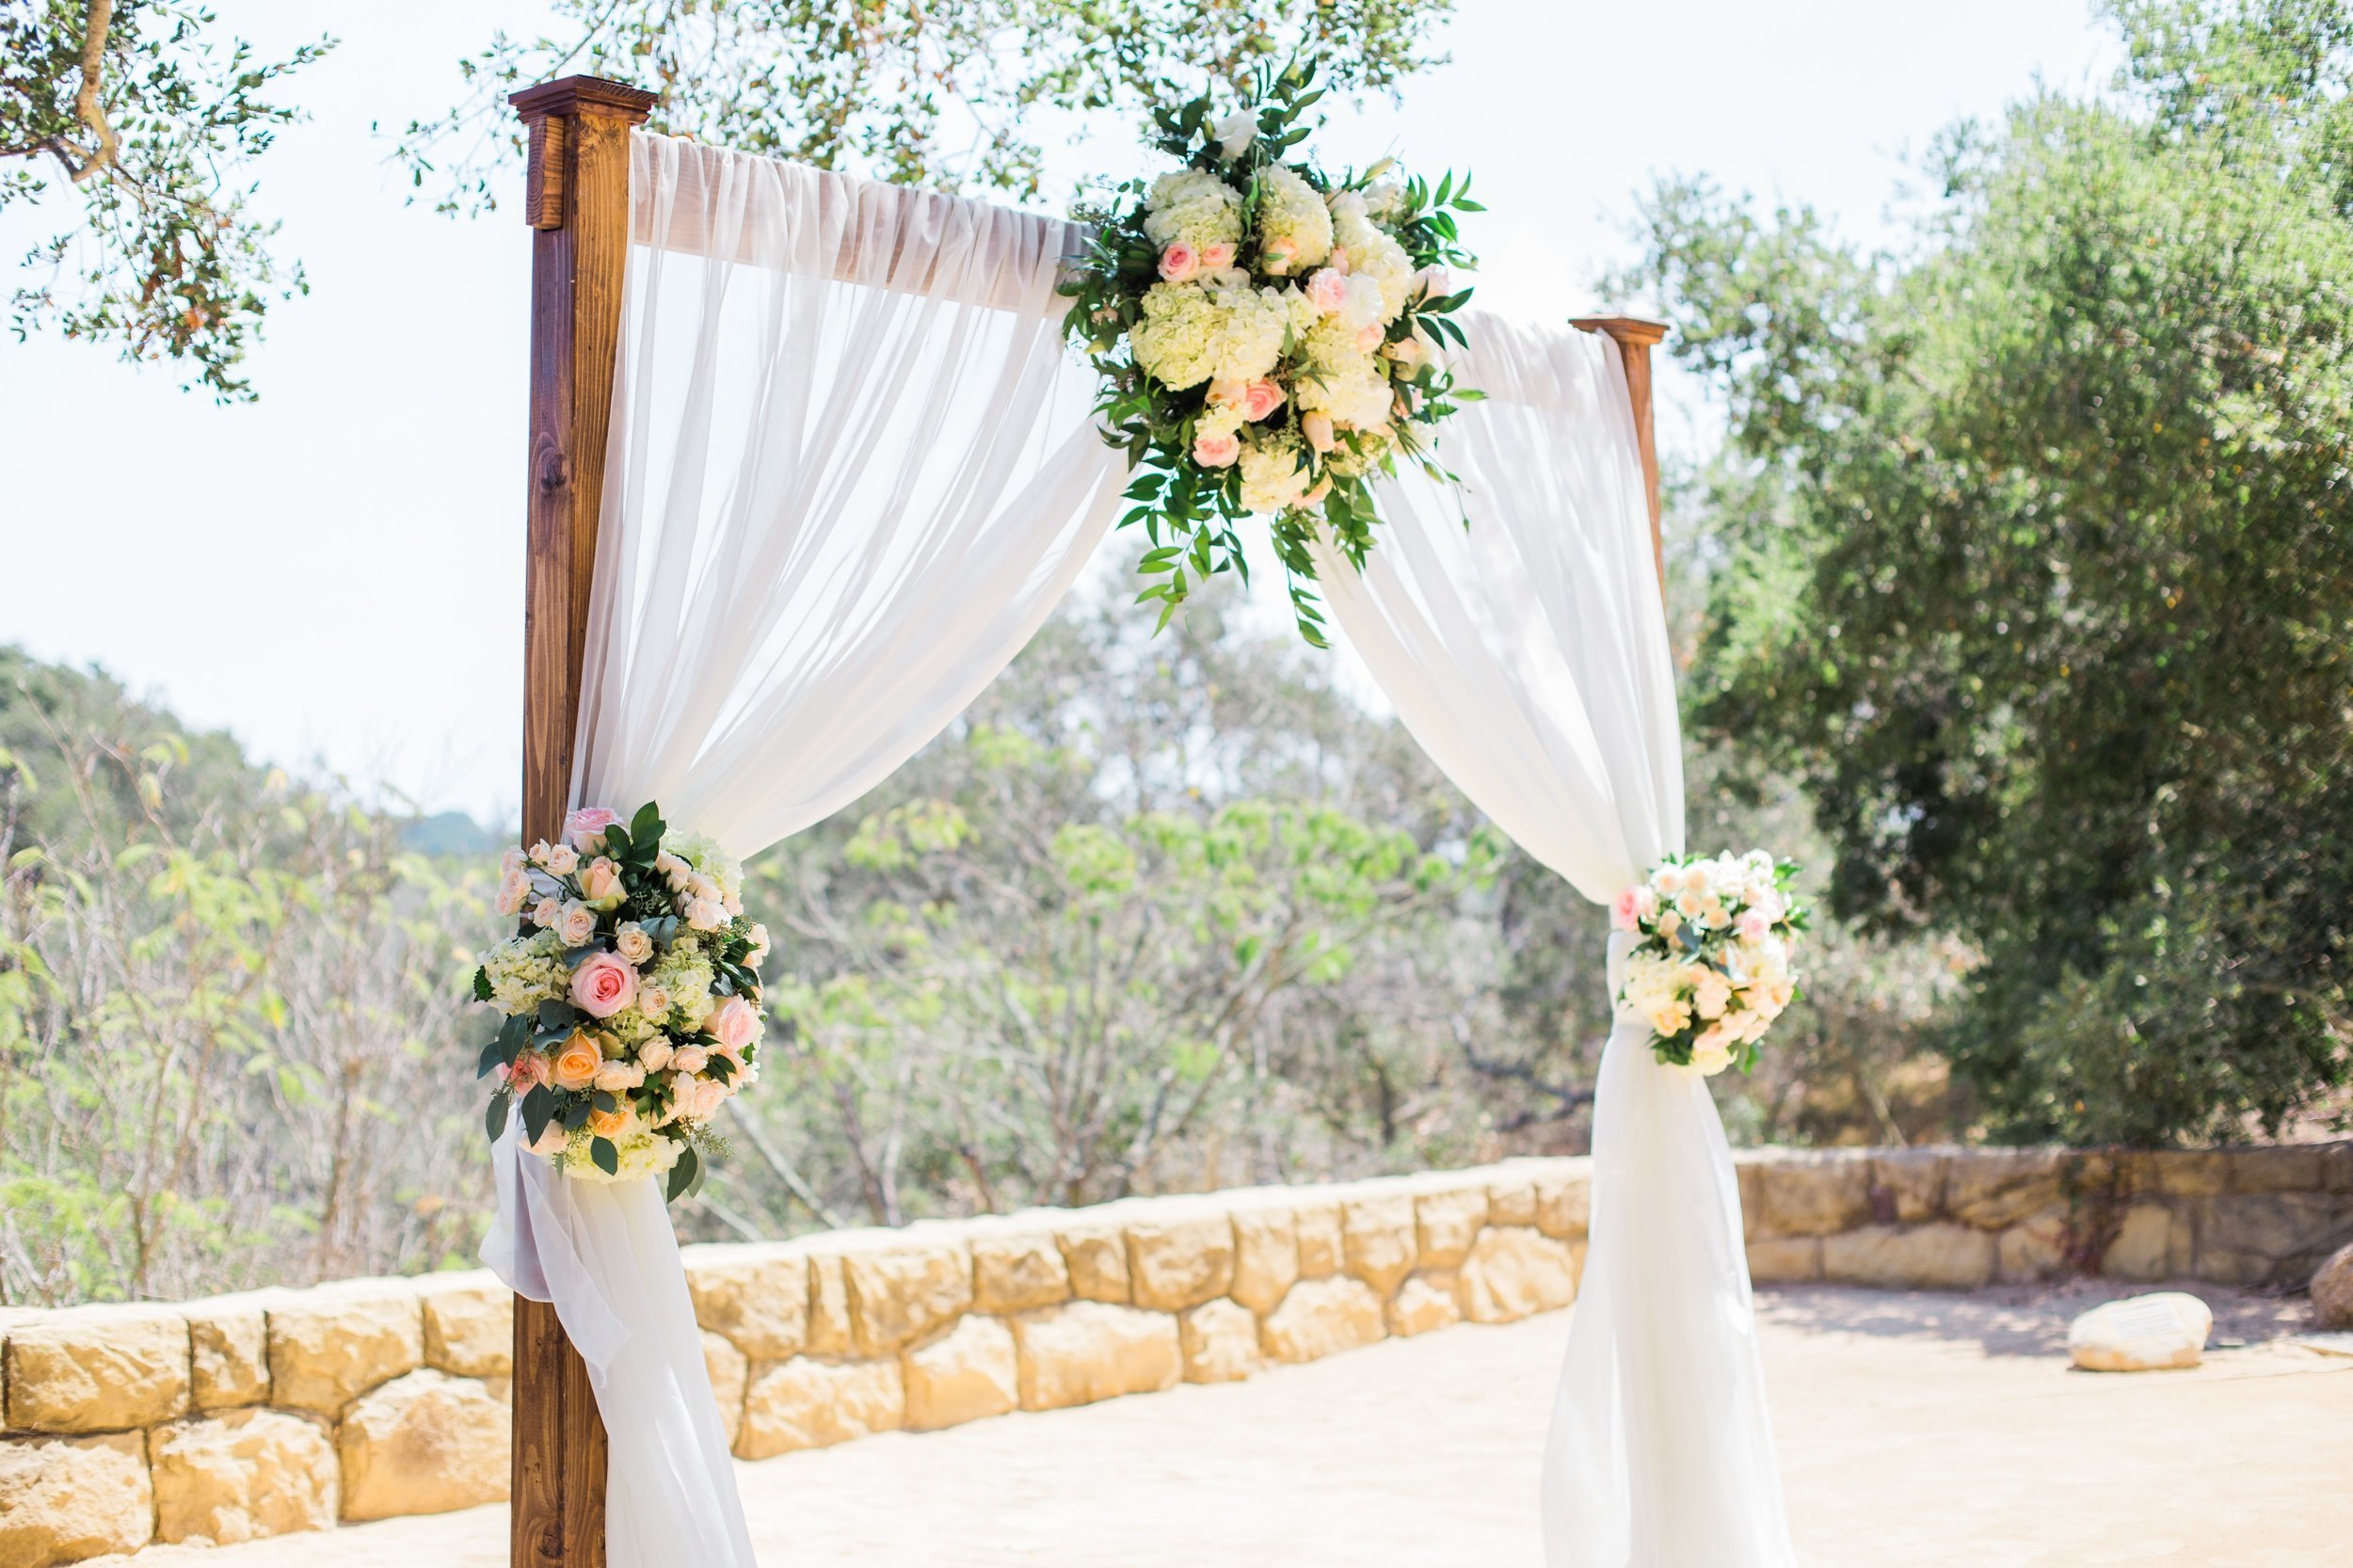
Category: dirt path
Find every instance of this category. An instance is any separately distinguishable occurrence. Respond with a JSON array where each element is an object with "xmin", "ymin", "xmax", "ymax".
[{"xmin": 111, "ymin": 1285, "xmax": 2353, "ymax": 1567}]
